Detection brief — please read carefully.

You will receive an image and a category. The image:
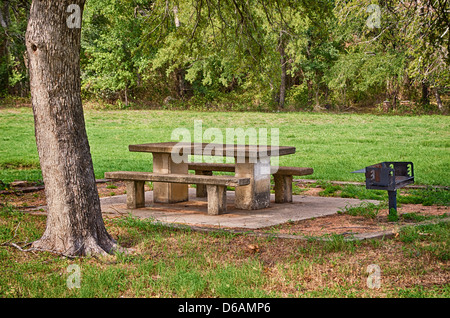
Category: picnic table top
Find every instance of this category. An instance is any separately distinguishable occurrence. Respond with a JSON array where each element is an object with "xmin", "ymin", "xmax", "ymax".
[{"xmin": 129, "ymin": 142, "xmax": 296, "ymax": 157}]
